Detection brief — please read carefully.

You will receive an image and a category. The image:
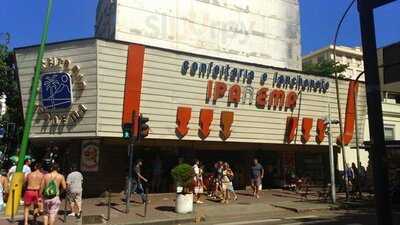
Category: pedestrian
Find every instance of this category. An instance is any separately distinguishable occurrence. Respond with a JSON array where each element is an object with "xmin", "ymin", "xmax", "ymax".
[
  {"xmin": 250, "ymin": 158, "xmax": 264, "ymax": 199},
  {"xmin": 130, "ymin": 159, "xmax": 148, "ymax": 204},
  {"xmin": 40, "ymin": 163, "xmax": 67, "ymax": 225},
  {"xmin": 66, "ymin": 164, "xmax": 83, "ymax": 218},
  {"xmin": 0, "ymin": 169, "xmax": 9, "ymax": 212},
  {"xmin": 351, "ymin": 163, "xmax": 361, "ymax": 196},
  {"xmin": 8, "ymin": 159, "xmax": 32, "ymax": 180},
  {"xmin": 193, "ymin": 159, "xmax": 204, "ymax": 204},
  {"xmin": 344, "ymin": 163, "xmax": 354, "ymax": 191},
  {"xmin": 23, "ymin": 162, "xmax": 44, "ymax": 225},
  {"xmin": 224, "ymin": 162, "xmax": 238, "ymax": 201},
  {"xmin": 151, "ymin": 155, "xmax": 163, "ymax": 193}
]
